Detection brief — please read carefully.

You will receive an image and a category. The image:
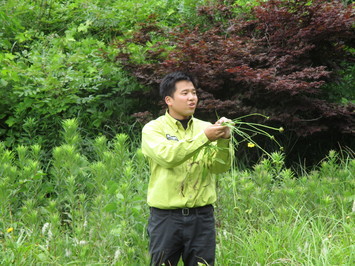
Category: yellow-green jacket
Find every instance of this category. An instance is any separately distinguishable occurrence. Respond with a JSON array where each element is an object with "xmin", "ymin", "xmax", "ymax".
[{"xmin": 142, "ymin": 112, "xmax": 231, "ymax": 209}]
